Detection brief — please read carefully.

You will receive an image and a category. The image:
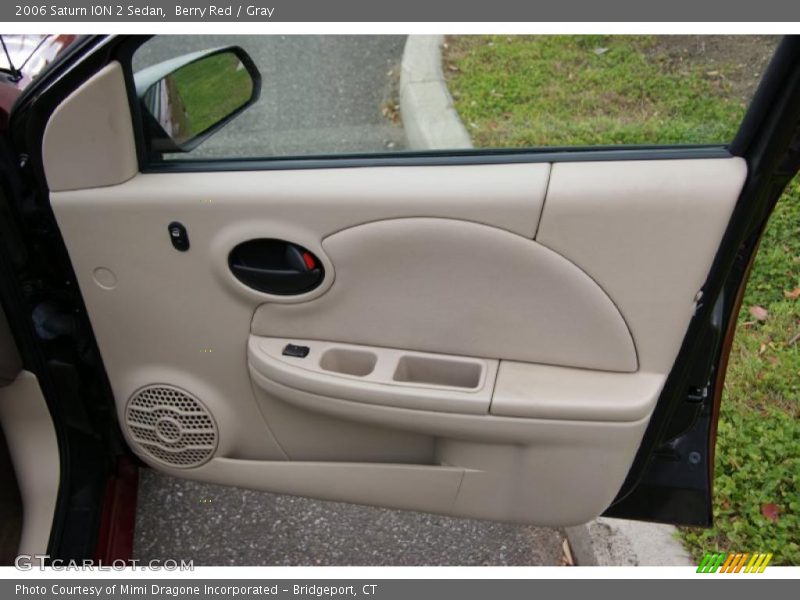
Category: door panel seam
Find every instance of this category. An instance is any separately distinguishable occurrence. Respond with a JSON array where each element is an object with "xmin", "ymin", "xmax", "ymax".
[{"xmin": 532, "ymin": 163, "xmax": 553, "ymax": 240}]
